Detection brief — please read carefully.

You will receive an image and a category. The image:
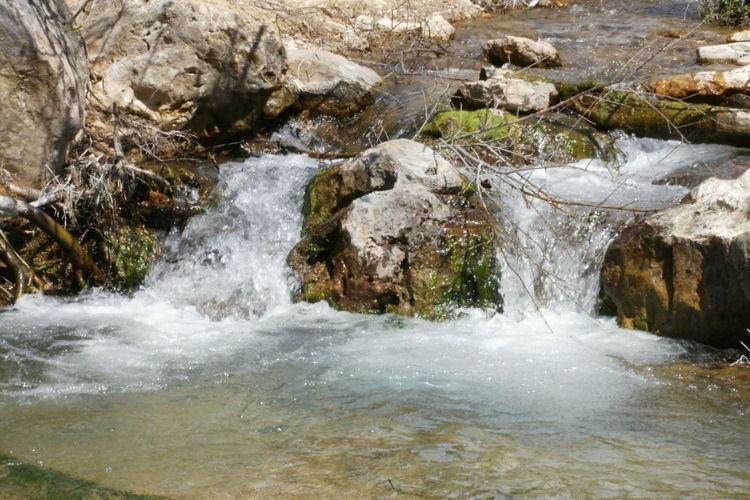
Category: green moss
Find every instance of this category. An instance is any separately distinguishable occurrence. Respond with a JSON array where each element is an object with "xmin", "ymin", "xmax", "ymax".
[
  {"xmin": 302, "ymin": 167, "xmax": 340, "ymax": 232},
  {"xmin": 104, "ymin": 226, "xmax": 161, "ymax": 291},
  {"xmin": 421, "ymin": 109, "xmax": 517, "ymax": 142},
  {"xmin": 699, "ymin": 0, "xmax": 750, "ymax": 26},
  {"xmin": 0, "ymin": 454, "xmax": 161, "ymax": 499},
  {"xmin": 422, "ymin": 109, "xmax": 612, "ymax": 164},
  {"xmin": 574, "ymin": 90, "xmax": 749, "ymax": 146}
]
